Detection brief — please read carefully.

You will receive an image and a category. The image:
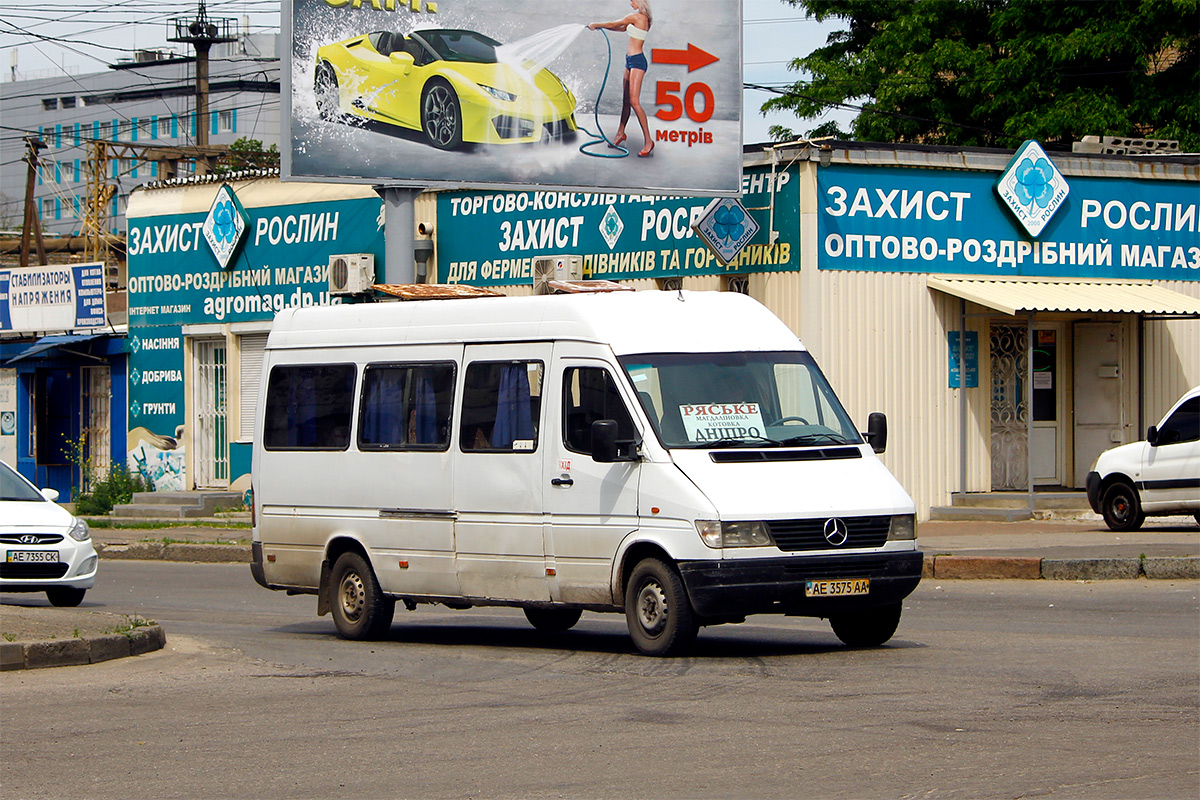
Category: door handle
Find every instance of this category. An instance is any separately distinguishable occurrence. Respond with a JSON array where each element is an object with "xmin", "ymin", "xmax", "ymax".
[{"xmin": 551, "ymin": 476, "xmax": 574, "ymax": 487}]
